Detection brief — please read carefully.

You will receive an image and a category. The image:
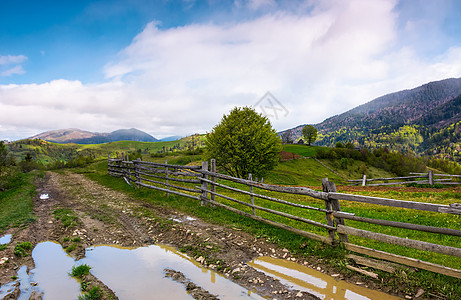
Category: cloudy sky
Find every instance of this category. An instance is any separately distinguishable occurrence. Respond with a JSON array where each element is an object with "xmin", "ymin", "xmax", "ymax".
[{"xmin": 1, "ymin": 0, "xmax": 461, "ymax": 140}]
